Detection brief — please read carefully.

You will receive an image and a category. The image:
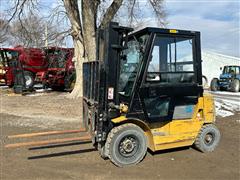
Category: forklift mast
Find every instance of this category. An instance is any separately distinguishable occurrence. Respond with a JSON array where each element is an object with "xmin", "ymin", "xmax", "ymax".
[{"xmin": 83, "ymin": 22, "xmax": 133, "ymax": 142}]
